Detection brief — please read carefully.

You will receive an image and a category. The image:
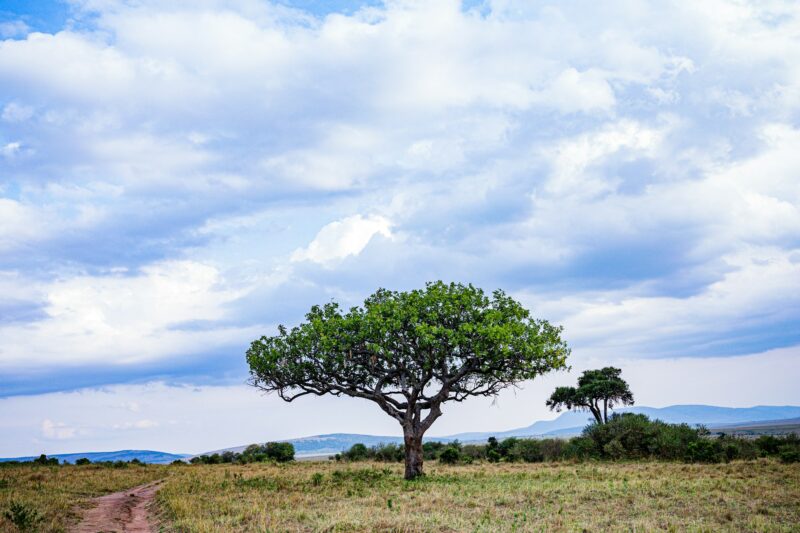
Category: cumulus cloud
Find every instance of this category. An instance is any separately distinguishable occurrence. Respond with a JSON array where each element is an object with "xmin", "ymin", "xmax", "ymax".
[
  {"xmin": 0, "ymin": 0, "xmax": 798, "ymax": 413},
  {"xmin": 0, "ymin": 261, "xmax": 257, "ymax": 381},
  {"xmin": 291, "ymin": 215, "xmax": 393, "ymax": 266}
]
